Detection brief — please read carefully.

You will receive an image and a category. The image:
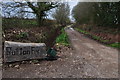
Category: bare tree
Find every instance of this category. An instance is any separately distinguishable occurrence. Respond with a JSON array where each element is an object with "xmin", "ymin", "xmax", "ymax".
[
  {"xmin": 52, "ymin": 3, "xmax": 70, "ymax": 26},
  {"xmin": 27, "ymin": 2, "xmax": 58, "ymax": 26}
]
